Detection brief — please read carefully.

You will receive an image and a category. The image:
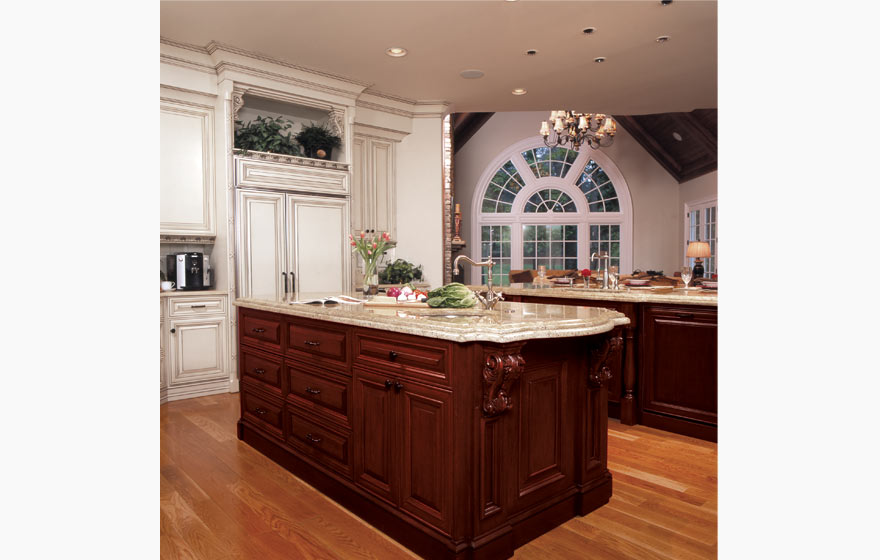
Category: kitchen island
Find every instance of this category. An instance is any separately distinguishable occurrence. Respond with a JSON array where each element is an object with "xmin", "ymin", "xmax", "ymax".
[
  {"xmin": 234, "ymin": 296, "xmax": 628, "ymax": 560},
  {"xmin": 497, "ymin": 284, "xmax": 718, "ymax": 441}
]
